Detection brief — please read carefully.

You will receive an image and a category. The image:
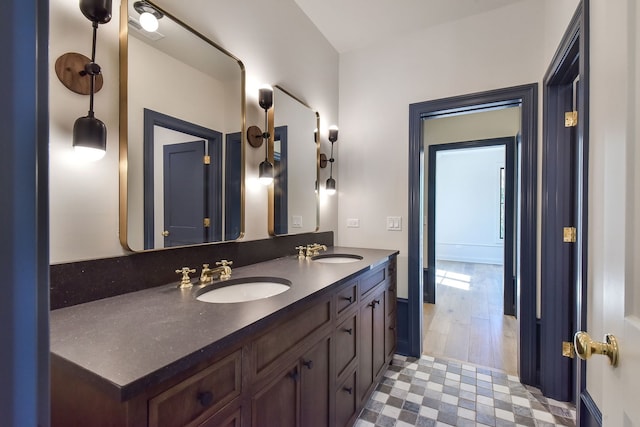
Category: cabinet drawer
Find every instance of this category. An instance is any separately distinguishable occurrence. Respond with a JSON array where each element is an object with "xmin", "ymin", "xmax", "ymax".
[
  {"xmin": 149, "ymin": 350, "xmax": 241, "ymax": 427},
  {"xmin": 335, "ymin": 369, "xmax": 357, "ymax": 427},
  {"xmin": 253, "ymin": 299, "xmax": 331, "ymax": 378},
  {"xmin": 335, "ymin": 313, "xmax": 357, "ymax": 379},
  {"xmin": 359, "ymin": 266, "xmax": 386, "ymax": 296},
  {"xmin": 336, "ymin": 281, "xmax": 357, "ymax": 317}
]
